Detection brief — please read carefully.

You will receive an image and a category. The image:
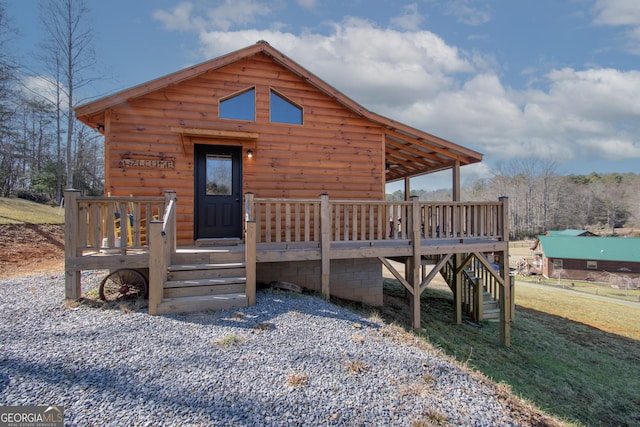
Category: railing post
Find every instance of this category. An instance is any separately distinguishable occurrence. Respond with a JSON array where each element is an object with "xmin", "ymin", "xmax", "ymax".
[
  {"xmin": 245, "ymin": 221, "xmax": 257, "ymax": 306},
  {"xmin": 409, "ymin": 196, "xmax": 422, "ymax": 329},
  {"xmin": 164, "ymin": 190, "xmax": 177, "ymax": 254},
  {"xmin": 148, "ymin": 220, "xmax": 165, "ymax": 315},
  {"xmin": 475, "ymin": 277, "xmax": 483, "ymax": 322},
  {"xmin": 498, "ymin": 196, "xmax": 511, "ymax": 346},
  {"xmin": 320, "ymin": 193, "xmax": 331, "ymax": 299},
  {"xmin": 245, "ymin": 192, "xmax": 254, "ymax": 222},
  {"xmin": 64, "ymin": 189, "xmax": 82, "ymax": 299}
]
